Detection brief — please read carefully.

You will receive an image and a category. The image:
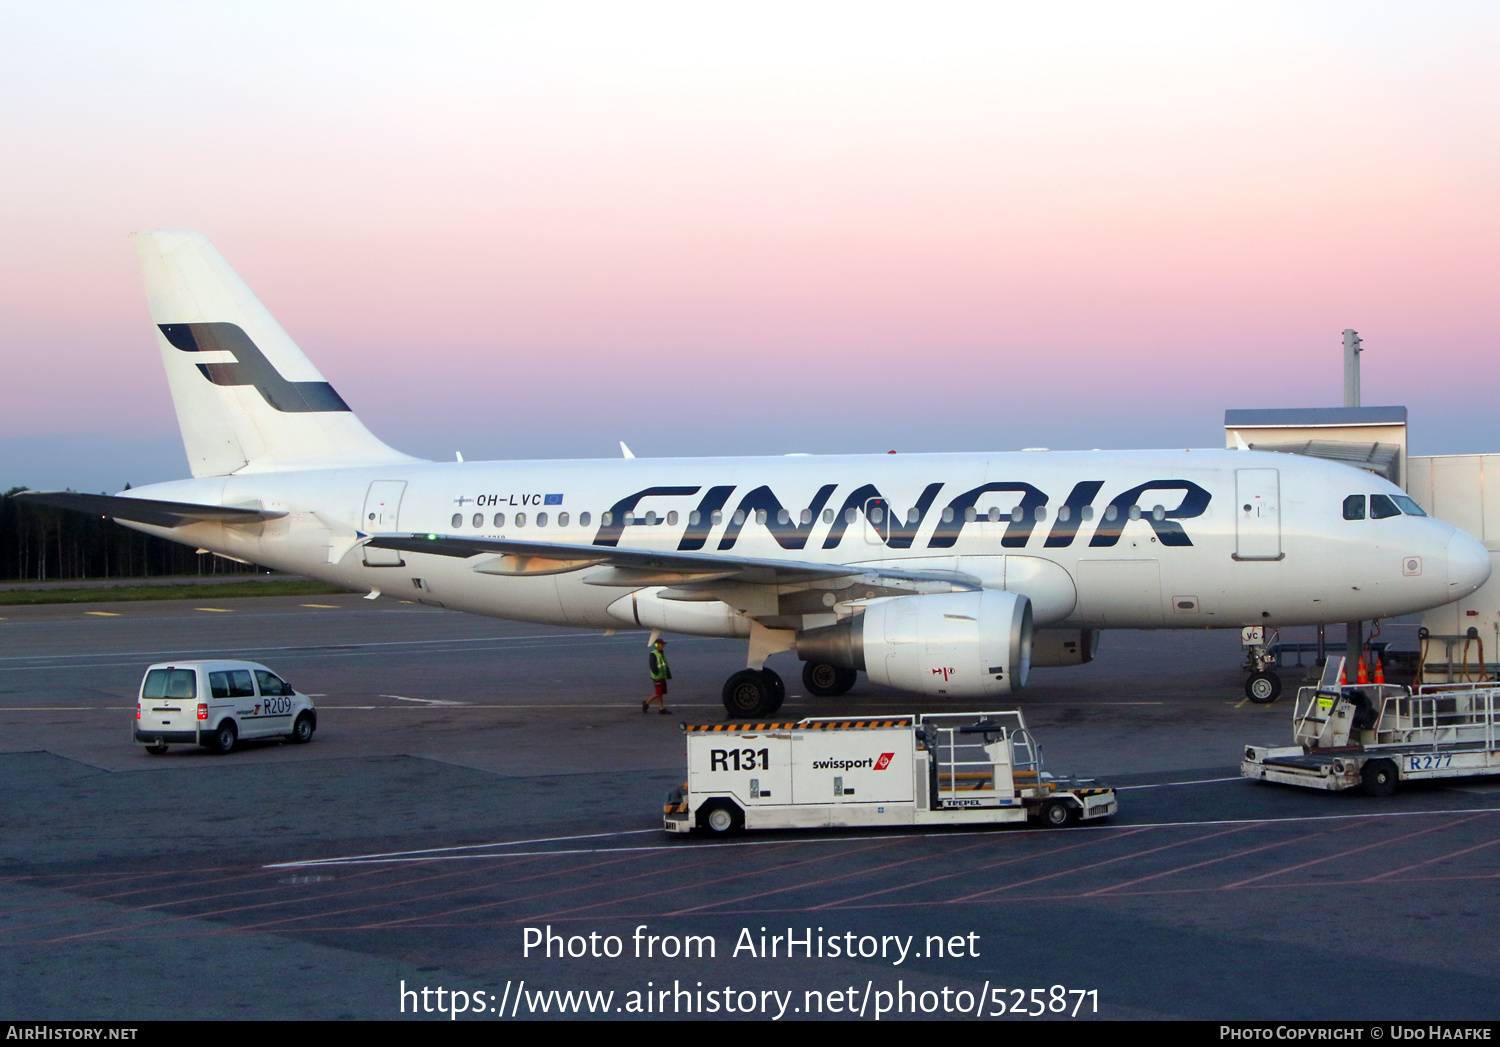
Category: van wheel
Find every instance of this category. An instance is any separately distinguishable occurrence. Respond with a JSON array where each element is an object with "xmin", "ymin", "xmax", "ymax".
[
  {"xmin": 291, "ymin": 713, "xmax": 314, "ymax": 744},
  {"xmin": 697, "ymin": 800, "xmax": 744, "ymax": 835},
  {"xmin": 1039, "ymin": 799, "xmax": 1075, "ymax": 827},
  {"xmin": 211, "ymin": 721, "xmax": 237, "ymax": 755},
  {"xmin": 145, "ymin": 744, "xmax": 168, "ymax": 755}
]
